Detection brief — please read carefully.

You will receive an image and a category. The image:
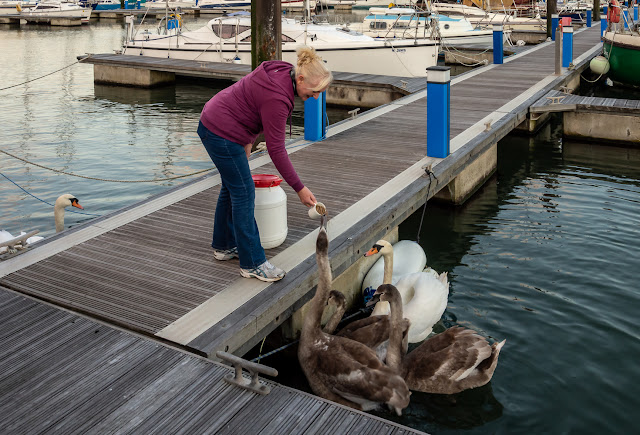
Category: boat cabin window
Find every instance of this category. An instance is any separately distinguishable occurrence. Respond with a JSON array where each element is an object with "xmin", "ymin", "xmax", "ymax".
[
  {"xmin": 211, "ymin": 24, "xmax": 251, "ymax": 39},
  {"xmin": 370, "ymin": 22, "xmax": 387, "ymax": 30},
  {"xmin": 240, "ymin": 34, "xmax": 296, "ymax": 43}
]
